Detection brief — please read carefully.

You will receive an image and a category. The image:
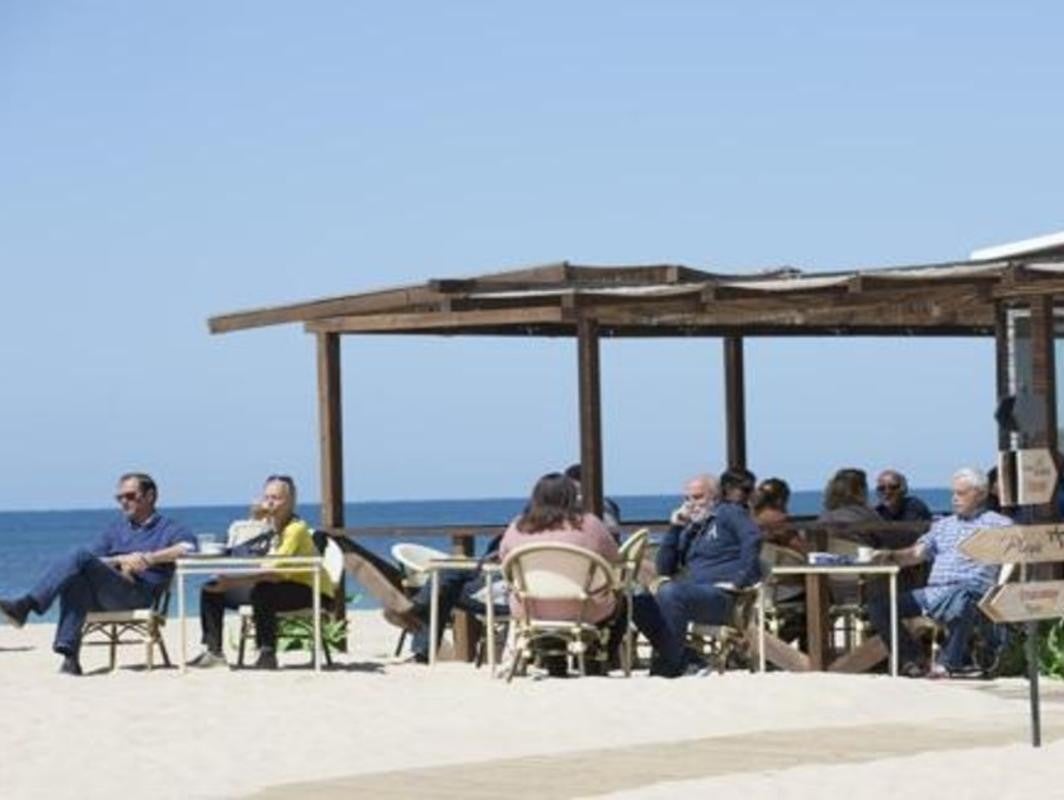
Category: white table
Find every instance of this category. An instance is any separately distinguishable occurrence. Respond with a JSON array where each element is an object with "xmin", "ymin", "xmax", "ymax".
[
  {"xmin": 176, "ymin": 555, "xmax": 324, "ymax": 672},
  {"xmin": 761, "ymin": 563, "xmax": 901, "ymax": 677},
  {"xmin": 427, "ymin": 557, "xmax": 501, "ymax": 674}
]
